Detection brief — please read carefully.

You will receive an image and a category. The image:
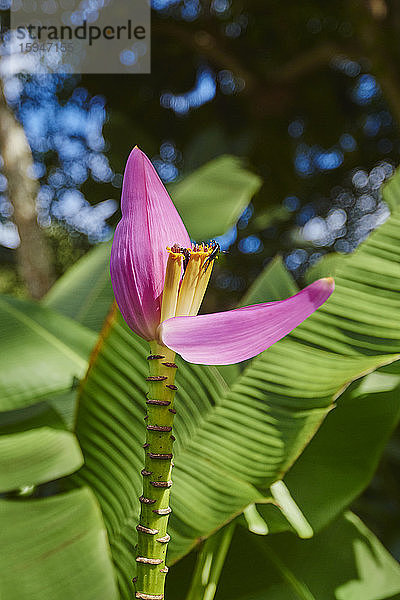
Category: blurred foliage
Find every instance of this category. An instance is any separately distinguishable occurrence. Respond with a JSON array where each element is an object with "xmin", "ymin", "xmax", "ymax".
[
  {"xmin": 0, "ymin": 266, "xmax": 26, "ymax": 298},
  {"xmin": 0, "ymin": 225, "xmax": 89, "ymax": 297},
  {"xmin": 44, "ymin": 225, "xmax": 91, "ymax": 280}
]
